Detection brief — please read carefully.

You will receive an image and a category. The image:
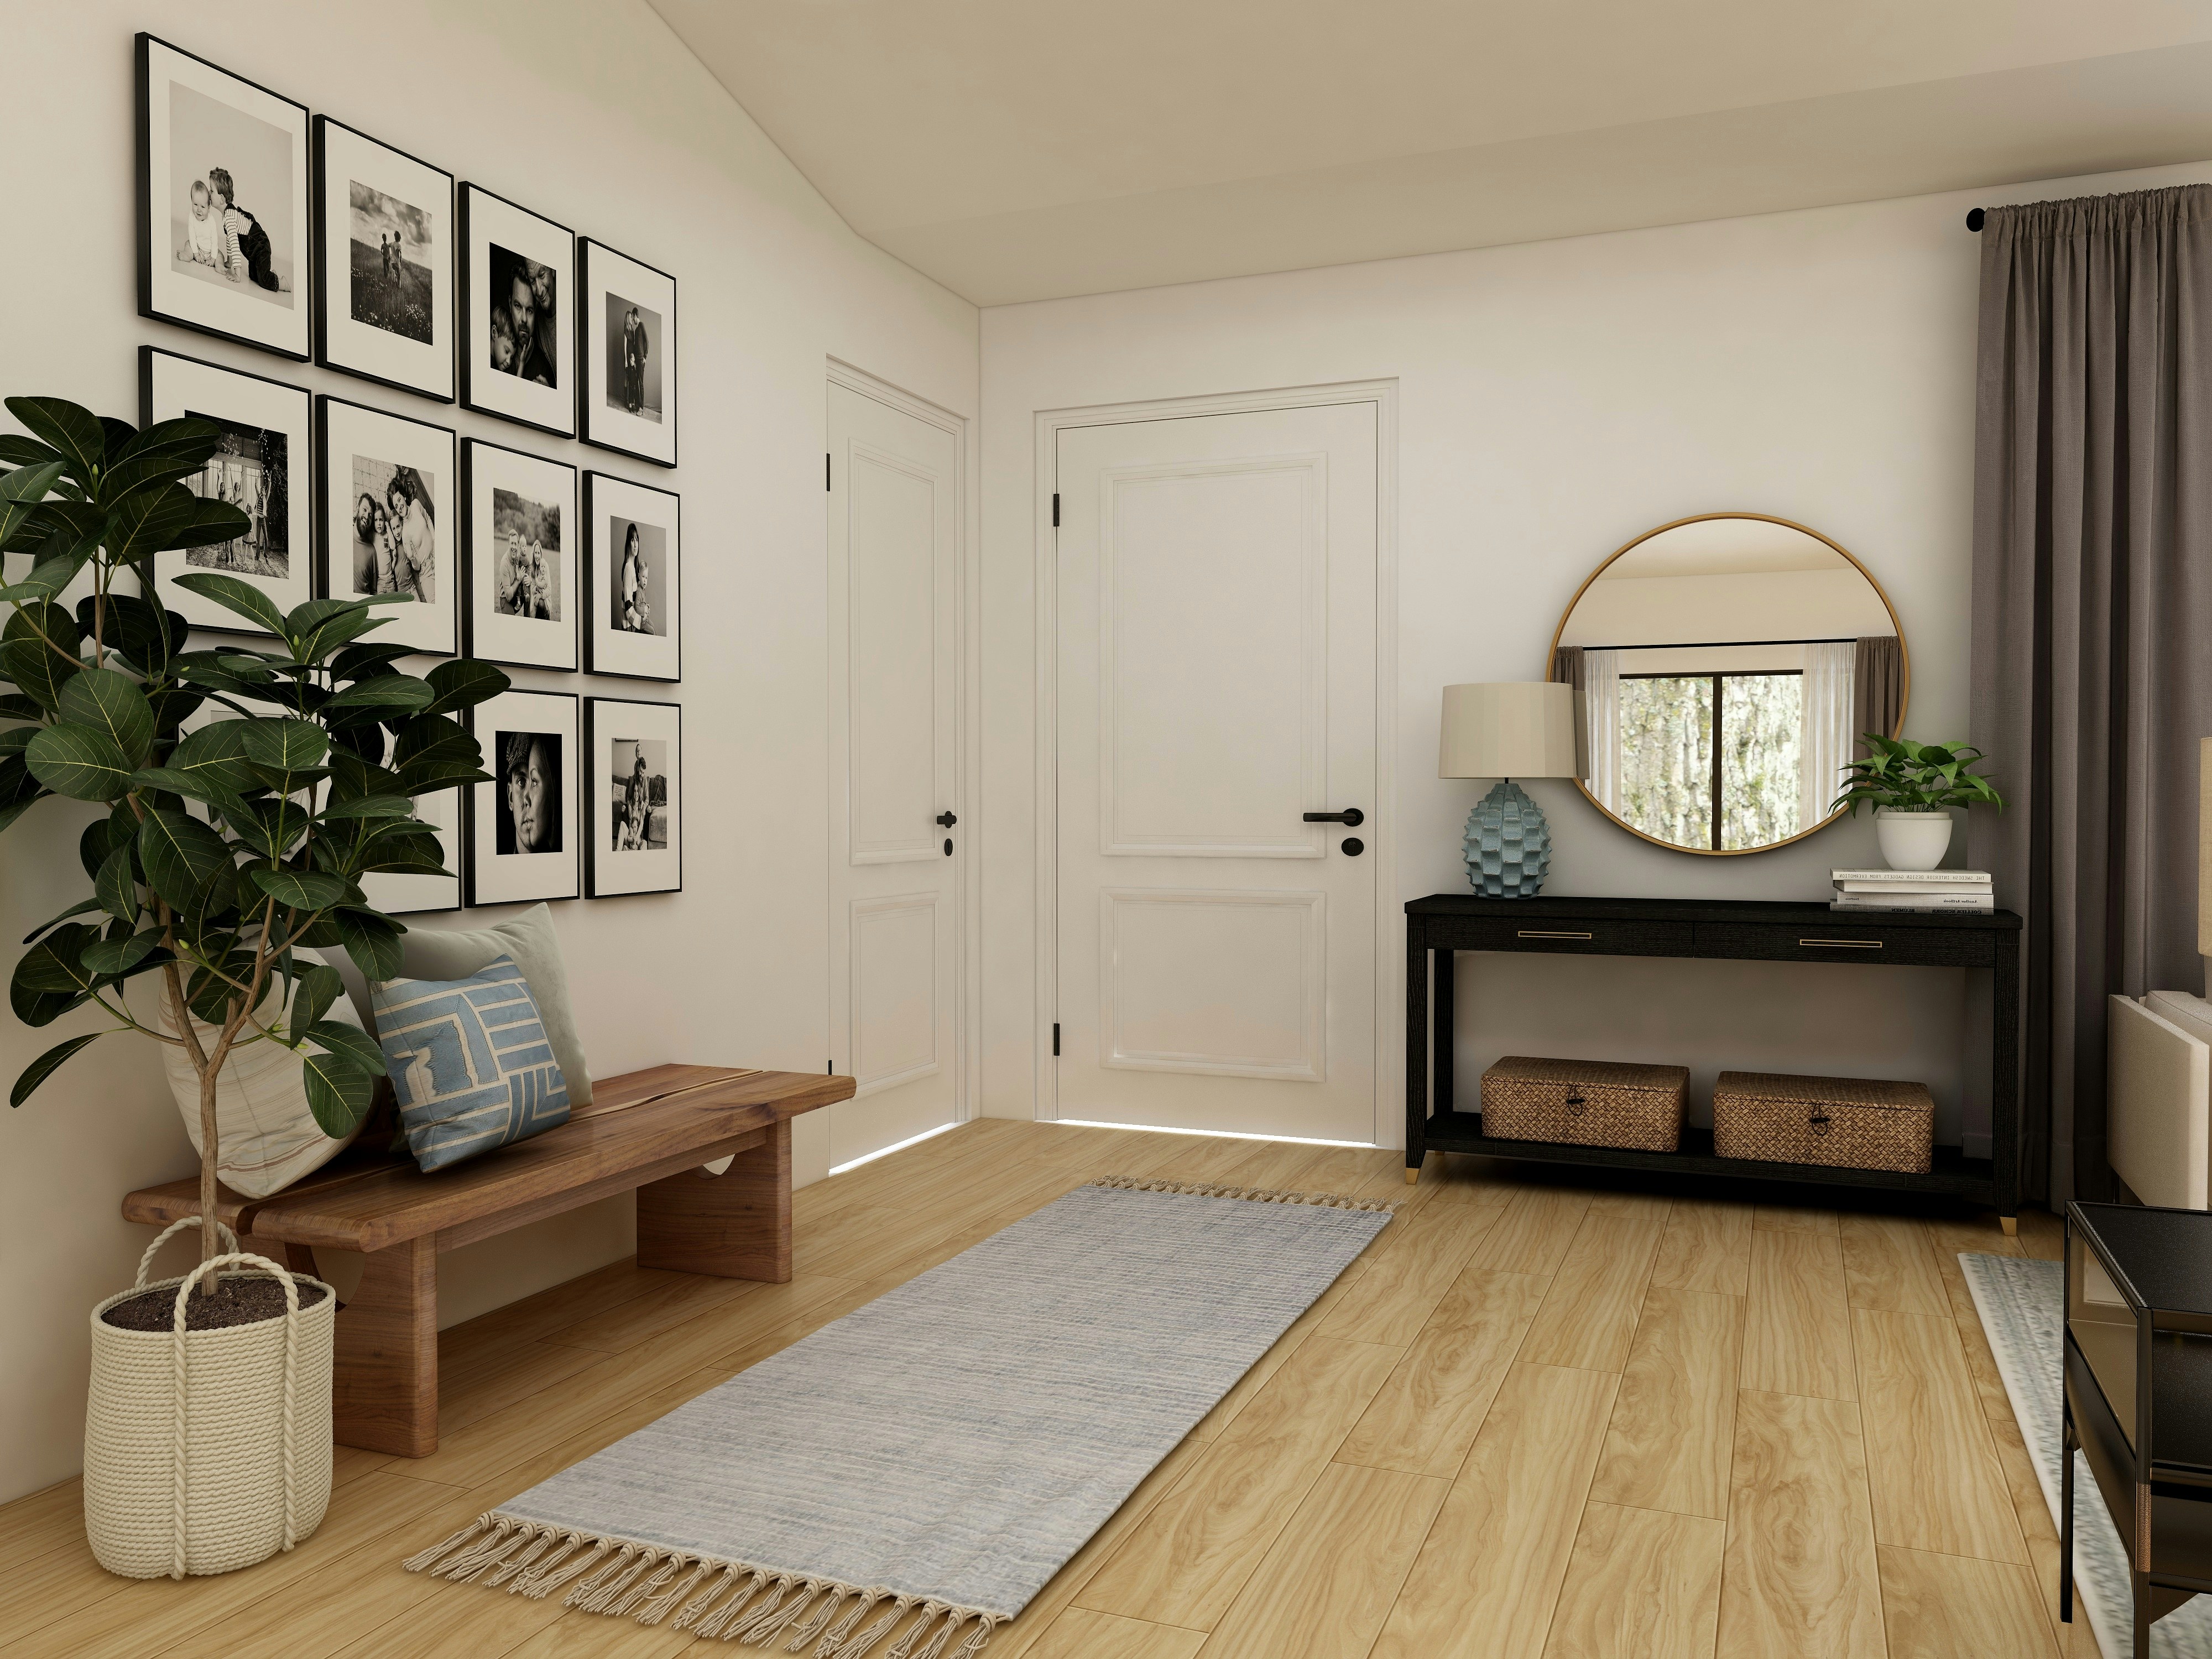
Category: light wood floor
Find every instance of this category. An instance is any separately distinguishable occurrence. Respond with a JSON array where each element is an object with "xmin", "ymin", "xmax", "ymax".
[{"xmin": 0, "ymin": 1120, "xmax": 2088, "ymax": 1659}]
